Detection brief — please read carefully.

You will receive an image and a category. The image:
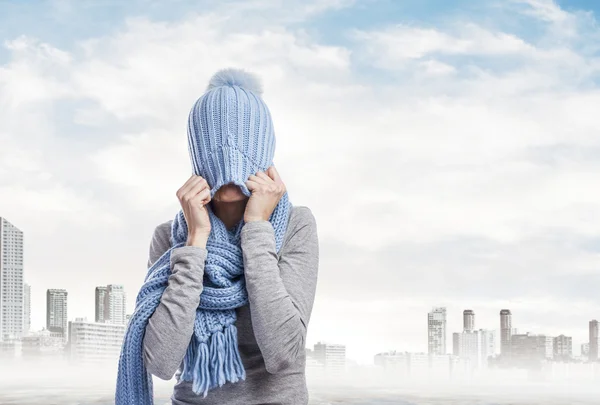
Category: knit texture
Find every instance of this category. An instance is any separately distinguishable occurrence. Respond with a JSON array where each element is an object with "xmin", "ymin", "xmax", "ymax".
[
  {"xmin": 115, "ymin": 67, "xmax": 292, "ymax": 404},
  {"xmin": 187, "ymin": 67, "xmax": 276, "ymax": 199}
]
